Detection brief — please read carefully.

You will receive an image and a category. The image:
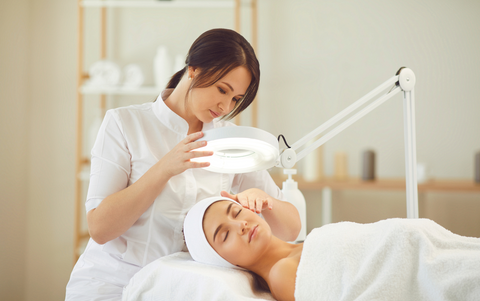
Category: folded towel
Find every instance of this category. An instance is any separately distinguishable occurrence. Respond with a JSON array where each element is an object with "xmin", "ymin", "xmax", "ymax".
[{"xmin": 295, "ymin": 218, "xmax": 480, "ymax": 301}]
